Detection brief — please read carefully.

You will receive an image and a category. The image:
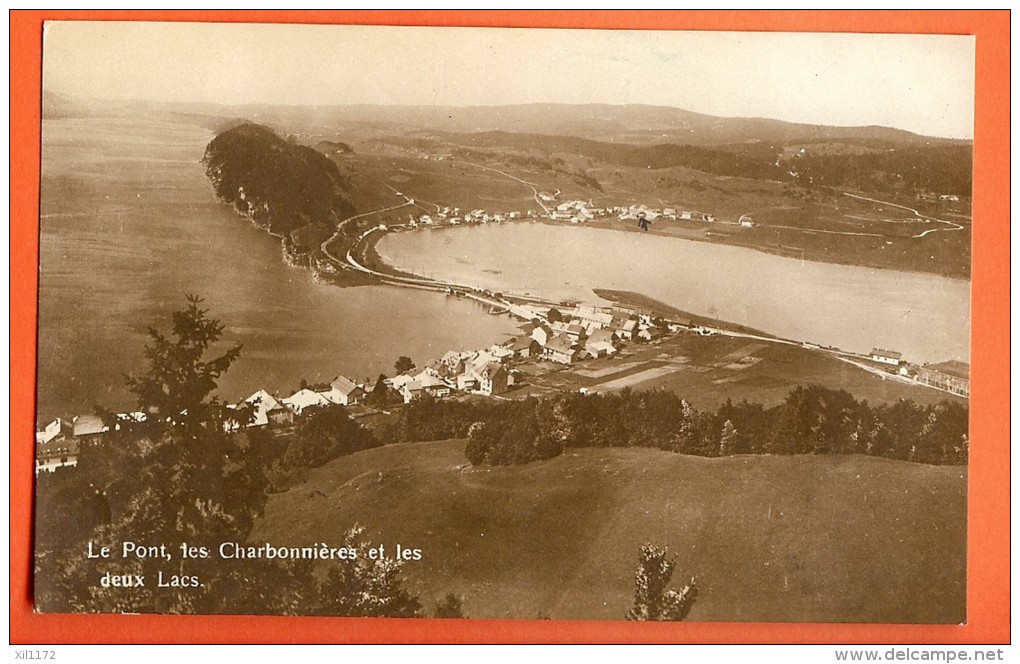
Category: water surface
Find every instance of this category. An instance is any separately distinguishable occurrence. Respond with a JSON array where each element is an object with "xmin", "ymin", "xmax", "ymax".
[
  {"xmin": 37, "ymin": 117, "xmax": 517, "ymax": 421},
  {"xmin": 378, "ymin": 223, "xmax": 970, "ymax": 364}
]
